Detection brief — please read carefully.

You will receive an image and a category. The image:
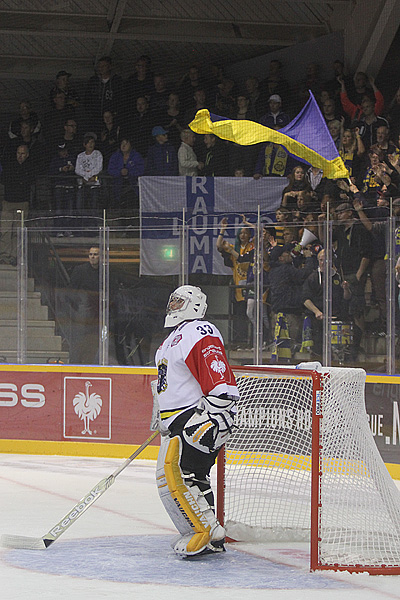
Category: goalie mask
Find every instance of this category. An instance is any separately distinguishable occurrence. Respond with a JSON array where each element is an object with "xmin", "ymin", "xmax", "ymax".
[{"xmin": 164, "ymin": 285, "xmax": 207, "ymax": 328}]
